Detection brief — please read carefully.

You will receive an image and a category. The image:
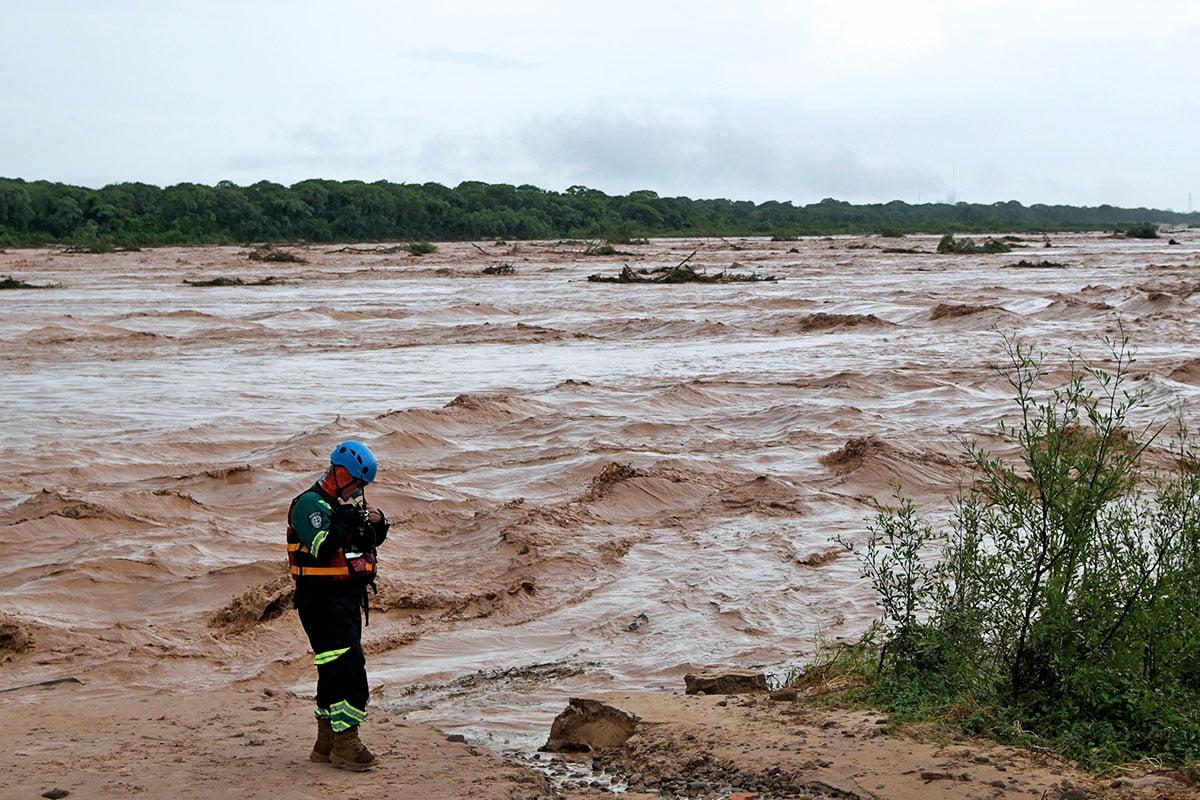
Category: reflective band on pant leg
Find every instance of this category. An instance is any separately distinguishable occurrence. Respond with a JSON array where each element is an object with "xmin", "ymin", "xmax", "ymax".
[
  {"xmin": 328, "ymin": 699, "xmax": 367, "ymax": 732},
  {"xmin": 314, "ymin": 707, "xmax": 331, "ymax": 720},
  {"xmin": 313, "ymin": 646, "xmax": 351, "ymax": 666},
  {"xmin": 332, "ymin": 700, "xmax": 366, "ymax": 722}
]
